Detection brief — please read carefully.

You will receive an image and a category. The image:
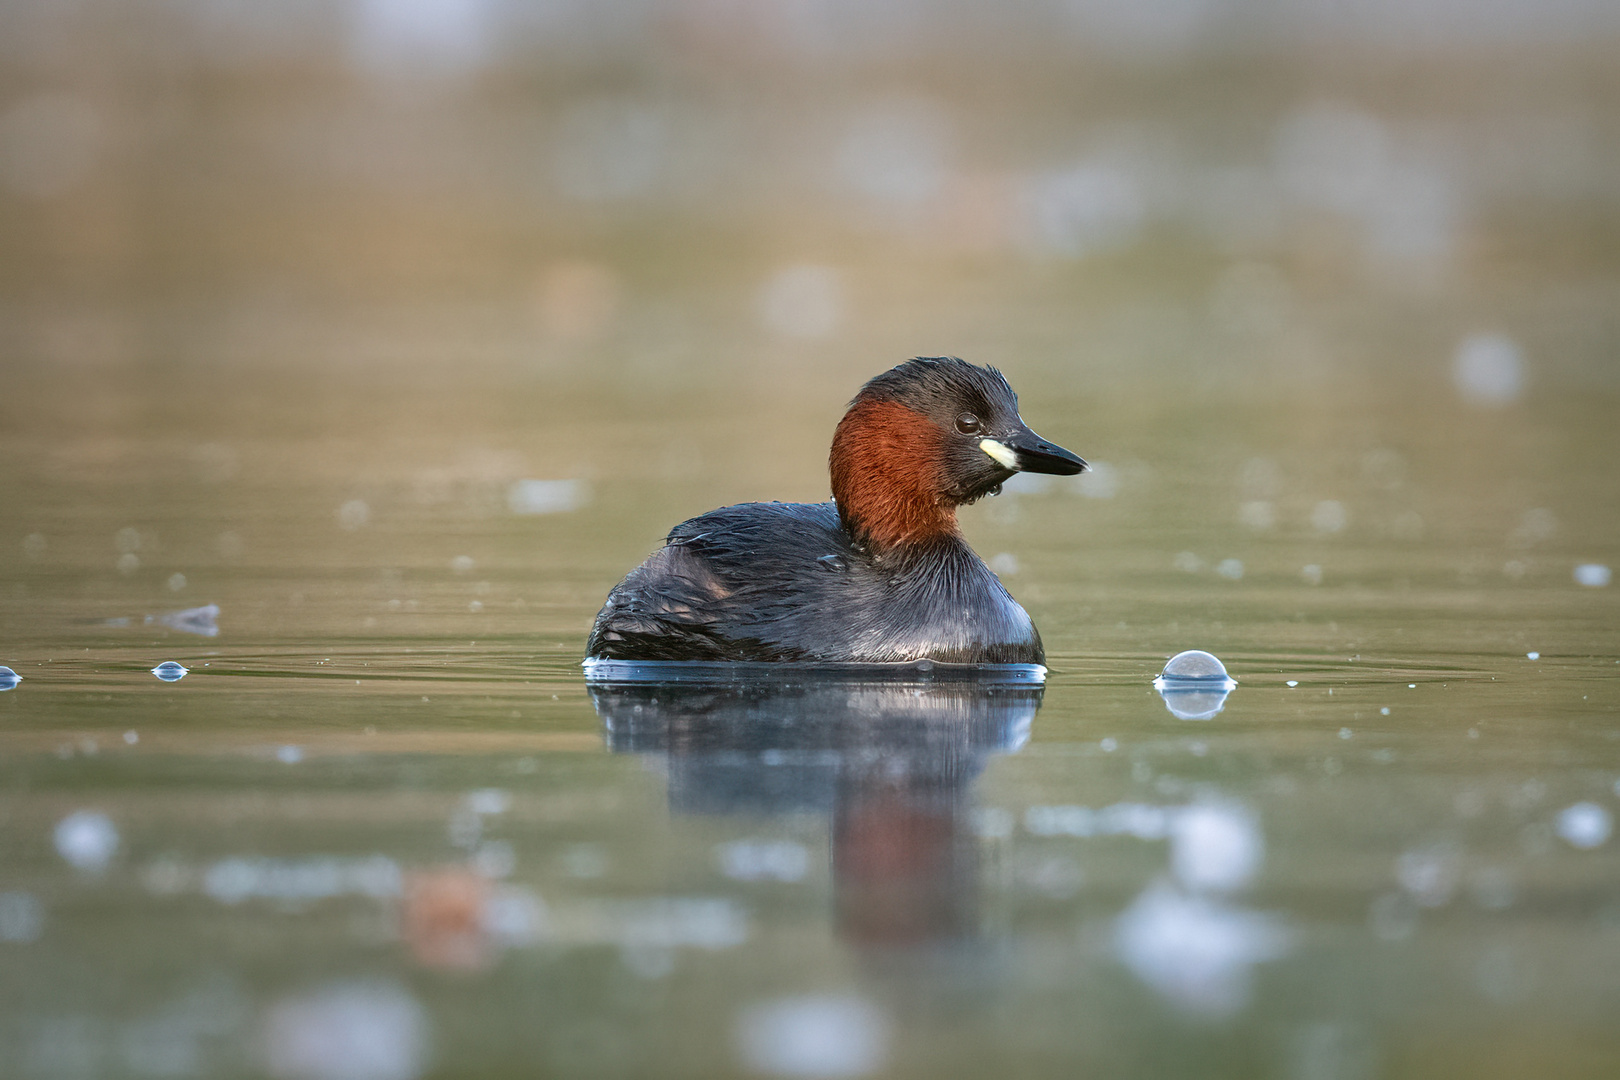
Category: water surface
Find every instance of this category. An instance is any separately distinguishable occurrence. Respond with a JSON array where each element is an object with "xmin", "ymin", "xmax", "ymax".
[{"xmin": 2, "ymin": 367, "xmax": 1617, "ymax": 1079}]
